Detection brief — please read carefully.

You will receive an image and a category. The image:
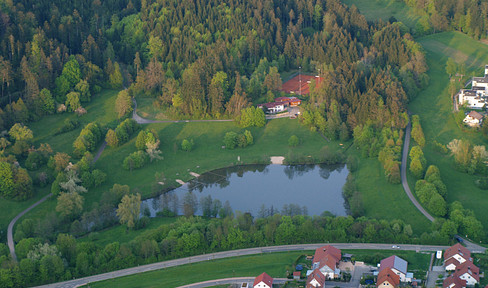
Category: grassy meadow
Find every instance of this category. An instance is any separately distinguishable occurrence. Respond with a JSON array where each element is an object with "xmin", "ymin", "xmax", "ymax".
[
  {"xmin": 89, "ymin": 249, "xmax": 431, "ymax": 288},
  {"xmin": 410, "ymin": 31, "xmax": 488, "ymax": 228},
  {"xmin": 341, "ymin": 0, "xmax": 420, "ymax": 29}
]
